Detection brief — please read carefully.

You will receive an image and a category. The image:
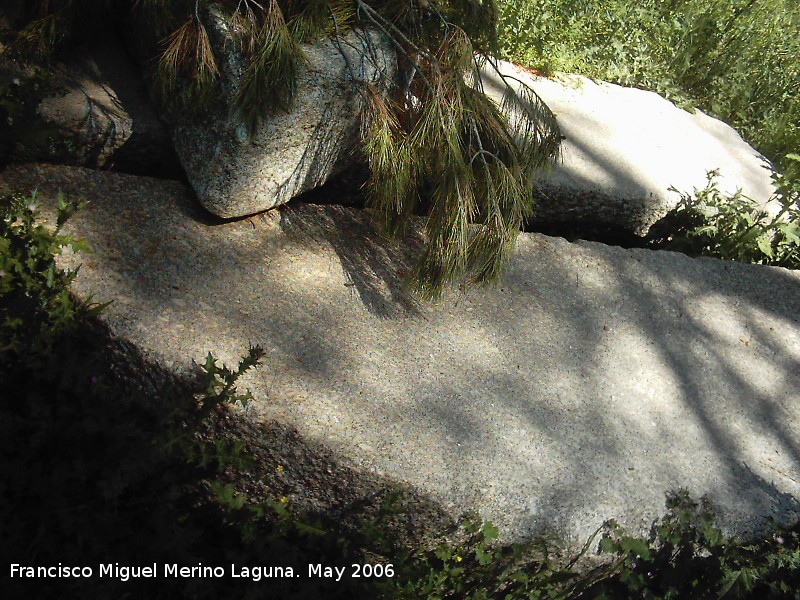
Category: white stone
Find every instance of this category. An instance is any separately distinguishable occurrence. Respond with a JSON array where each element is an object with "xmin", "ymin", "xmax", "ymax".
[
  {"xmin": 6, "ymin": 163, "xmax": 798, "ymax": 548},
  {"xmin": 168, "ymin": 9, "xmax": 396, "ymax": 218},
  {"xmin": 480, "ymin": 60, "xmax": 777, "ymax": 234},
  {"xmin": 4, "ymin": 35, "xmax": 179, "ymax": 177}
]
